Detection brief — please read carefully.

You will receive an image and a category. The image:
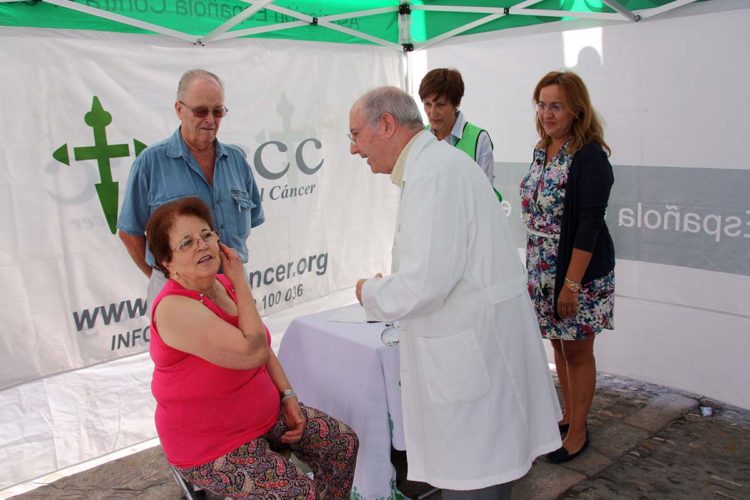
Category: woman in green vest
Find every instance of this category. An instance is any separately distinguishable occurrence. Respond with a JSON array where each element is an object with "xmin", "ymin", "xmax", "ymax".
[{"xmin": 419, "ymin": 68, "xmax": 499, "ymax": 200}]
